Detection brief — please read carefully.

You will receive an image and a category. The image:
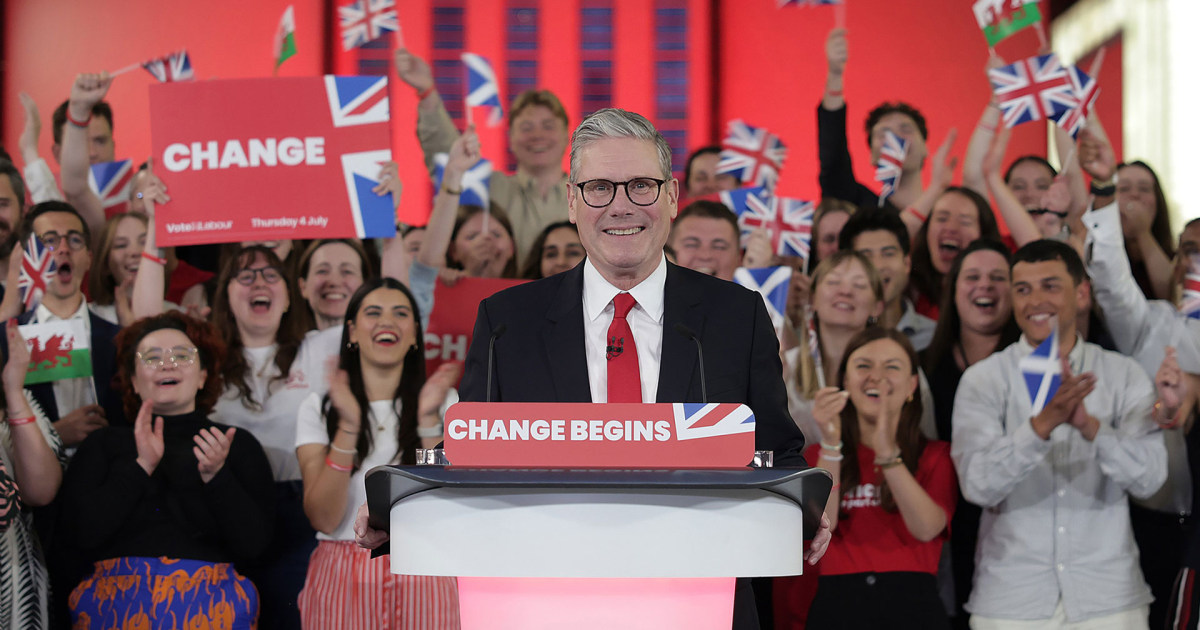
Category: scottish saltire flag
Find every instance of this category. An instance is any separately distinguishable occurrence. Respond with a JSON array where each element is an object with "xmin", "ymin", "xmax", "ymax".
[
  {"xmin": 1181, "ymin": 255, "xmax": 1200, "ymax": 320},
  {"xmin": 434, "ymin": 154, "xmax": 493, "ymax": 209},
  {"xmin": 341, "ymin": 149, "xmax": 396, "ymax": 238},
  {"xmin": 462, "ymin": 53, "xmax": 503, "ymax": 127},
  {"xmin": 1057, "ymin": 64, "xmax": 1099, "ymax": 139},
  {"xmin": 338, "ymin": 0, "xmax": 398, "ymax": 51},
  {"xmin": 734, "ymin": 266, "xmax": 792, "ymax": 329},
  {"xmin": 142, "ymin": 50, "xmax": 194, "ymax": 83},
  {"xmin": 18, "ymin": 235, "xmax": 56, "ymax": 314},
  {"xmin": 19, "ymin": 320, "xmax": 93, "ymax": 385},
  {"xmin": 87, "ymin": 159, "xmax": 133, "ymax": 212},
  {"xmin": 716, "ymin": 120, "xmax": 787, "ymax": 191},
  {"xmin": 672, "ymin": 403, "xmax": 755, "ymax": 441},
  {"xmin": 1019, "ymin": 320, "xmax": 1062, "ymax": 415},
  {"xmin": 324, "ymin": 75, "xmax": 389, "ymax": 127},
  {"xmin": 874, "ymin": 130, "xmax": 907, "ymax": 204},
  {"xmin": 989, "ymin": 54, "xmax": 1079, "ymax": 129},
  {"xmin": 973, "ymin": 0, "xmax": 1043, "ymax": 46}
]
